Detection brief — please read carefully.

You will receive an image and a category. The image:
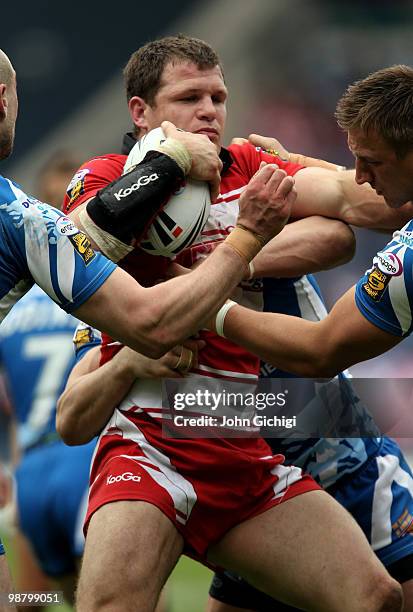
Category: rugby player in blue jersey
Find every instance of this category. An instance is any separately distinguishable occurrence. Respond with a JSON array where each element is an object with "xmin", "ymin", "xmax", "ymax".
[
  {"xmin": 209, "ymin": 274, "xmax": 413, "ymax": 612},
  {"xmin": 208, "ymin": 65, "xmax": 413, "ymax": 608},
  {"xmin": 211, "ymin": 66, "xmax": 413, "ymax": 386},
  {"xmin": 0, "ymin": 46, "xmax": 296, "ymax": 599}
]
